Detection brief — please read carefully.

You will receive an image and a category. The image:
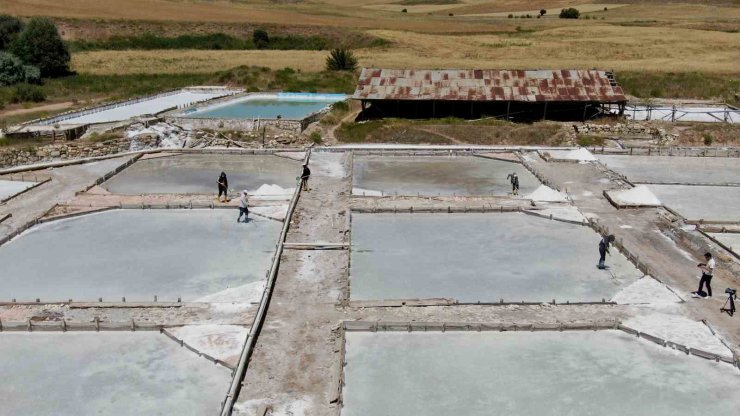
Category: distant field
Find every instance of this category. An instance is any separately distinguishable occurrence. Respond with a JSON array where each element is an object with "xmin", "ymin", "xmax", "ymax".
[
  {"xmin": 73, "ymin": 22, "xmax": 740, "ymax": 75},
  {"xmin": 72, "ymin": 50, "xmax": 328, "ymax": 74},
  {"xmin": 3, "ymin": 0, "xmax": 740, "ymax": 105}
]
